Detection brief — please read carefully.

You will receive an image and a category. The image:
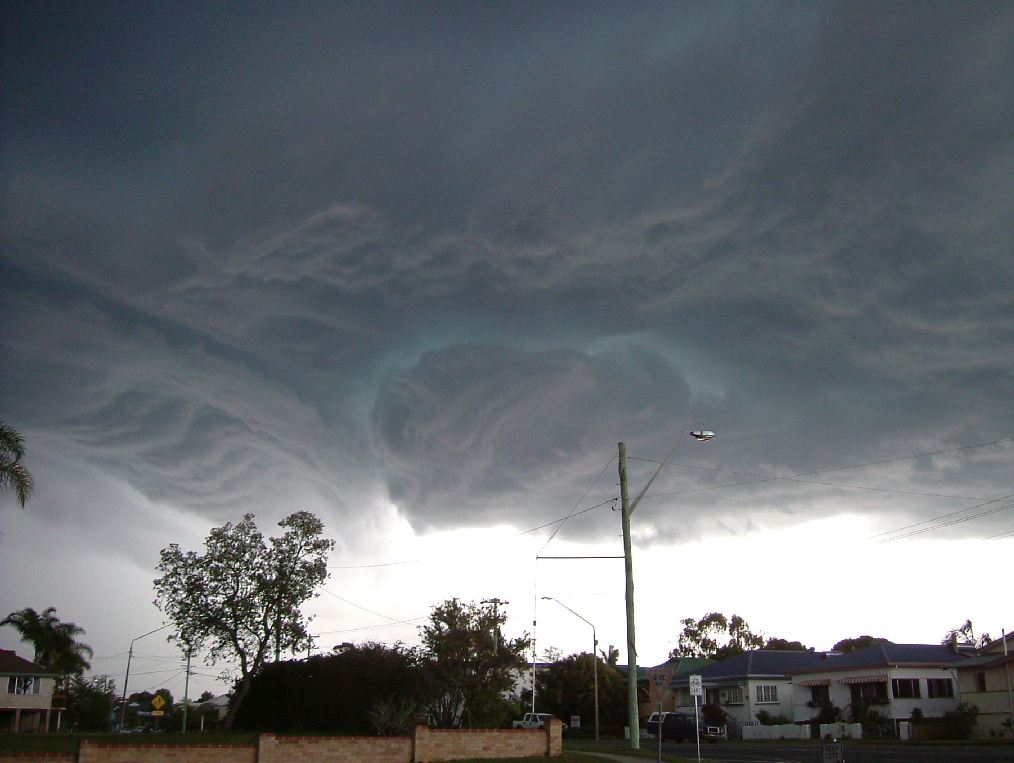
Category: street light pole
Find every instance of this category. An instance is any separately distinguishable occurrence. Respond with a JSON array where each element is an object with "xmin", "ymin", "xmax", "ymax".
[
  {"xmin": 618, "ymin": 430, "xmax": 715, "ymax": 750},
  {"xmin": 542, "ymin": 597, "xmax": 599, "ymax": 741},
  {"xmin": 119, "ymin": 624, "xmax": 170, "ymax": 732}
]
